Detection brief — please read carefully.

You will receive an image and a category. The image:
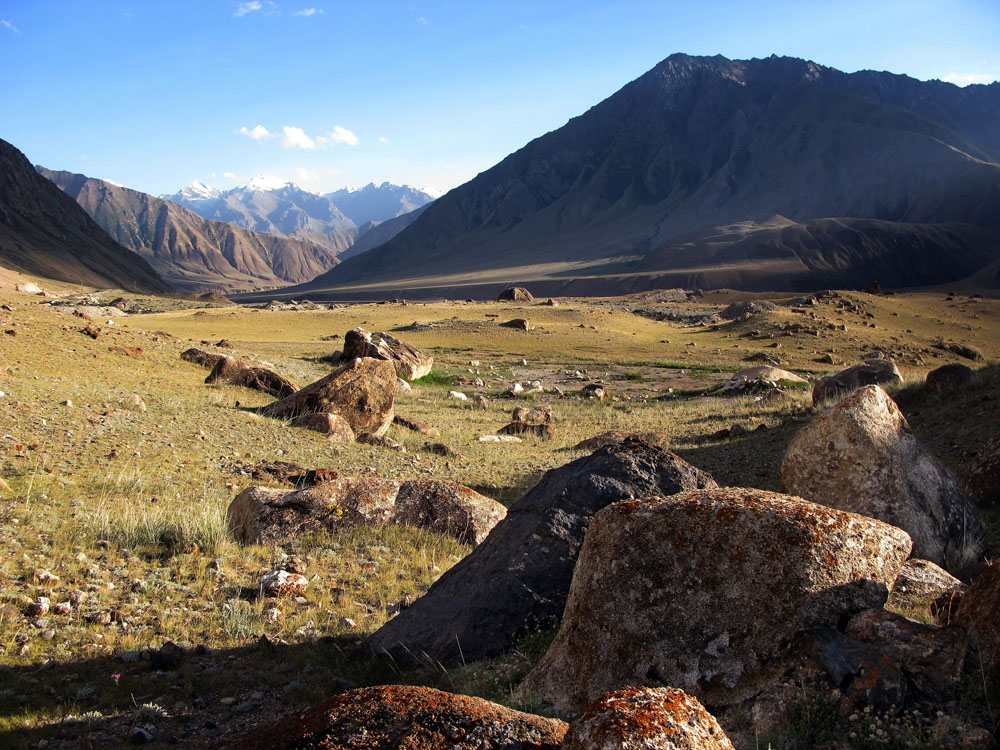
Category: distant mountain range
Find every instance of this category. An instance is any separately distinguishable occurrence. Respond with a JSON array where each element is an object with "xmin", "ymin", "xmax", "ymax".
[
  {"xmin": 163, "ymin": 179, "xmax": 436, "ymax": 237},
  {"xmin": 280, "ymin": 53, "xmax": 1000, "ymax": 299},
  {"xmin": 39, "ymin": 168, "xmax": 351, "ymax": 293},
  {"xmin": 0, "ymin": 139, "xmax": 168, "ymax": 294}
]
